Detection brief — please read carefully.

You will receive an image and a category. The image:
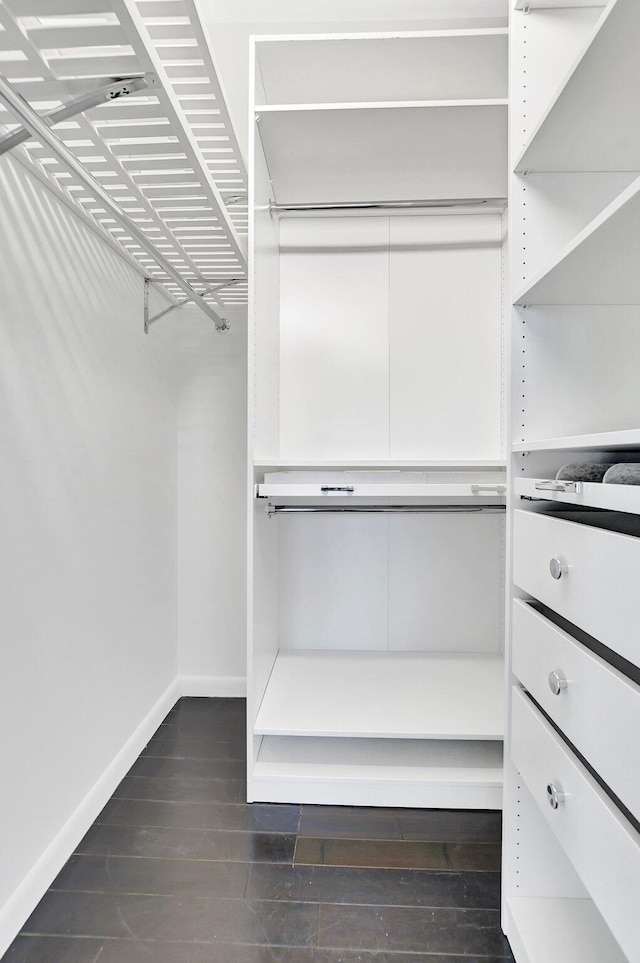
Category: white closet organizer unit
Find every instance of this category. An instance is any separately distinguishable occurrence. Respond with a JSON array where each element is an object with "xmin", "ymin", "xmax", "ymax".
[
  {"xmin": 504, "ymin": 2, "xmax": 640, "ymax": 962},
  {"xmin": 248, "ymin": 30, "xmax": 509, "ymax": 808}
]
